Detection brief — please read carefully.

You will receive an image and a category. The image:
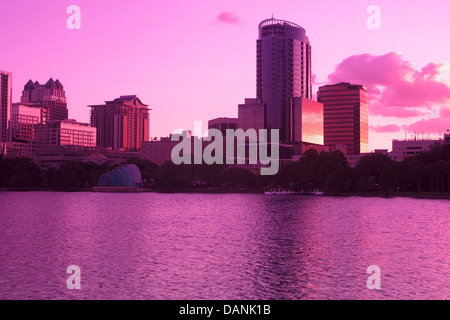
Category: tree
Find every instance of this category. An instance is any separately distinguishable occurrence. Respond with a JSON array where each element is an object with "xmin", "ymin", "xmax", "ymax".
[
  {"xmin": 408, "ymin": 159, "xmax": 425, "ymax": 192},
  {"xmin": 355, "ymin": 153, "xmax": 395, "ymax": 191},
  {"xmin": 379, "ymin": 164, "xmax": 396, "ymax": 193},
  {"xmin": 0, "ymin": 157, "xmax": 41, "ymax": 189}
]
